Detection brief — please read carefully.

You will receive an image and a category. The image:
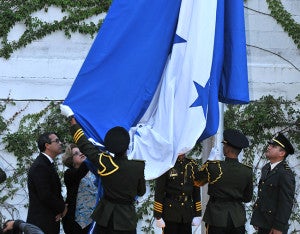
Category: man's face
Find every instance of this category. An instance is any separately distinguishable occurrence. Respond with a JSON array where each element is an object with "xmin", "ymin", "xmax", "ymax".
[
  {"xmin": 47, "ymin": 134, "xmax": 63, "ymax": 157},
  {"xmin": 265, "ymin": 144, "xmax": 285, "ymax": 162}
]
